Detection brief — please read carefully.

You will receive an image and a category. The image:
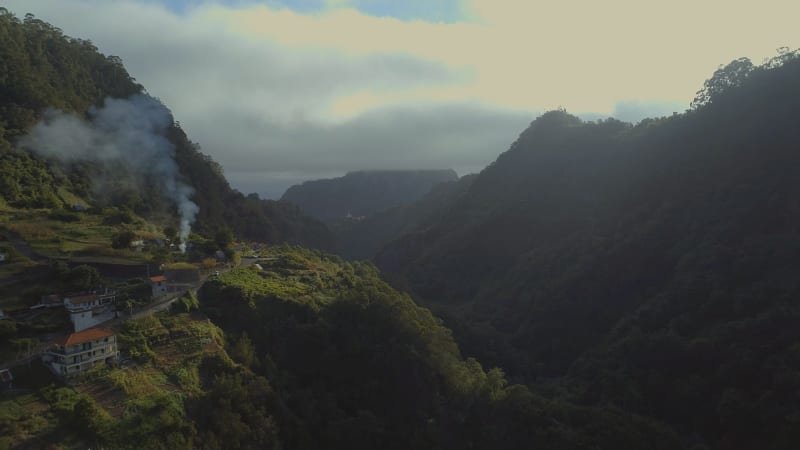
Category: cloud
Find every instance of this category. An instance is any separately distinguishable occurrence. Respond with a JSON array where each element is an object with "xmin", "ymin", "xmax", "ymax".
[
  {"xmin": 326, "ymin": 0, "xmax": 467, "ymax": 22},
  {"xmin": 4, "ymin": 0, "xmax": 797, "ymax": 197},
  {"xmin": 611, "ymin": 101, "xmax": 685, "ymax": 123},
  {"xmin": 203, "ymin": 103, "xmax": 532, "ymax": 198}
]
